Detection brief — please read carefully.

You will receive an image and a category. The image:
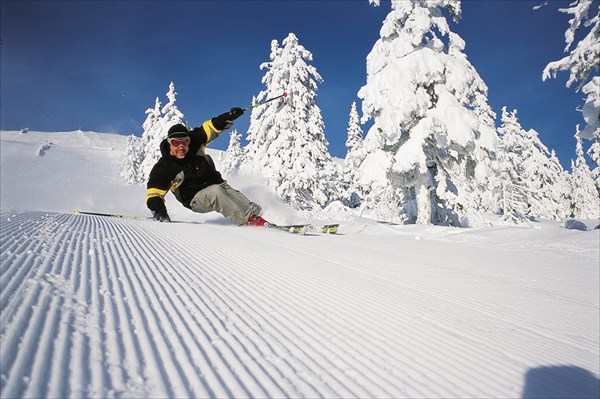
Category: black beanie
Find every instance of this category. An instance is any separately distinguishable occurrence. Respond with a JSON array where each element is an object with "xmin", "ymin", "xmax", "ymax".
[{"xmin": 167, "ymin": 124, "xmax": 190, "ymax": 139}]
